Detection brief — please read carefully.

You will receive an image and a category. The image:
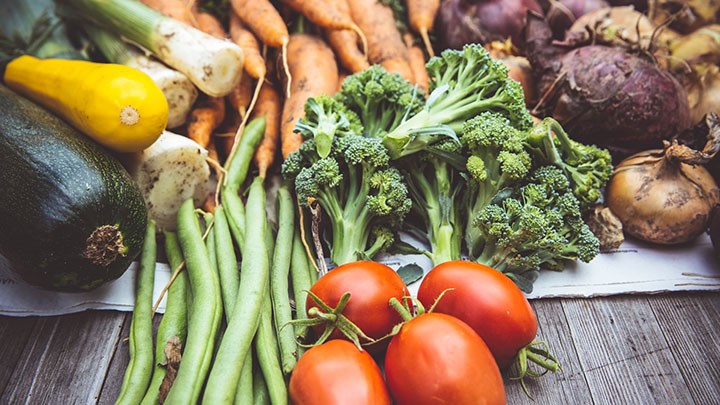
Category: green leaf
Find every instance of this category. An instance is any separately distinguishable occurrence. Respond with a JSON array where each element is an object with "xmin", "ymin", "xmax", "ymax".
[{"xmin": 397, "ymin": 263, "xmax": 424, "ymax": 286}]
